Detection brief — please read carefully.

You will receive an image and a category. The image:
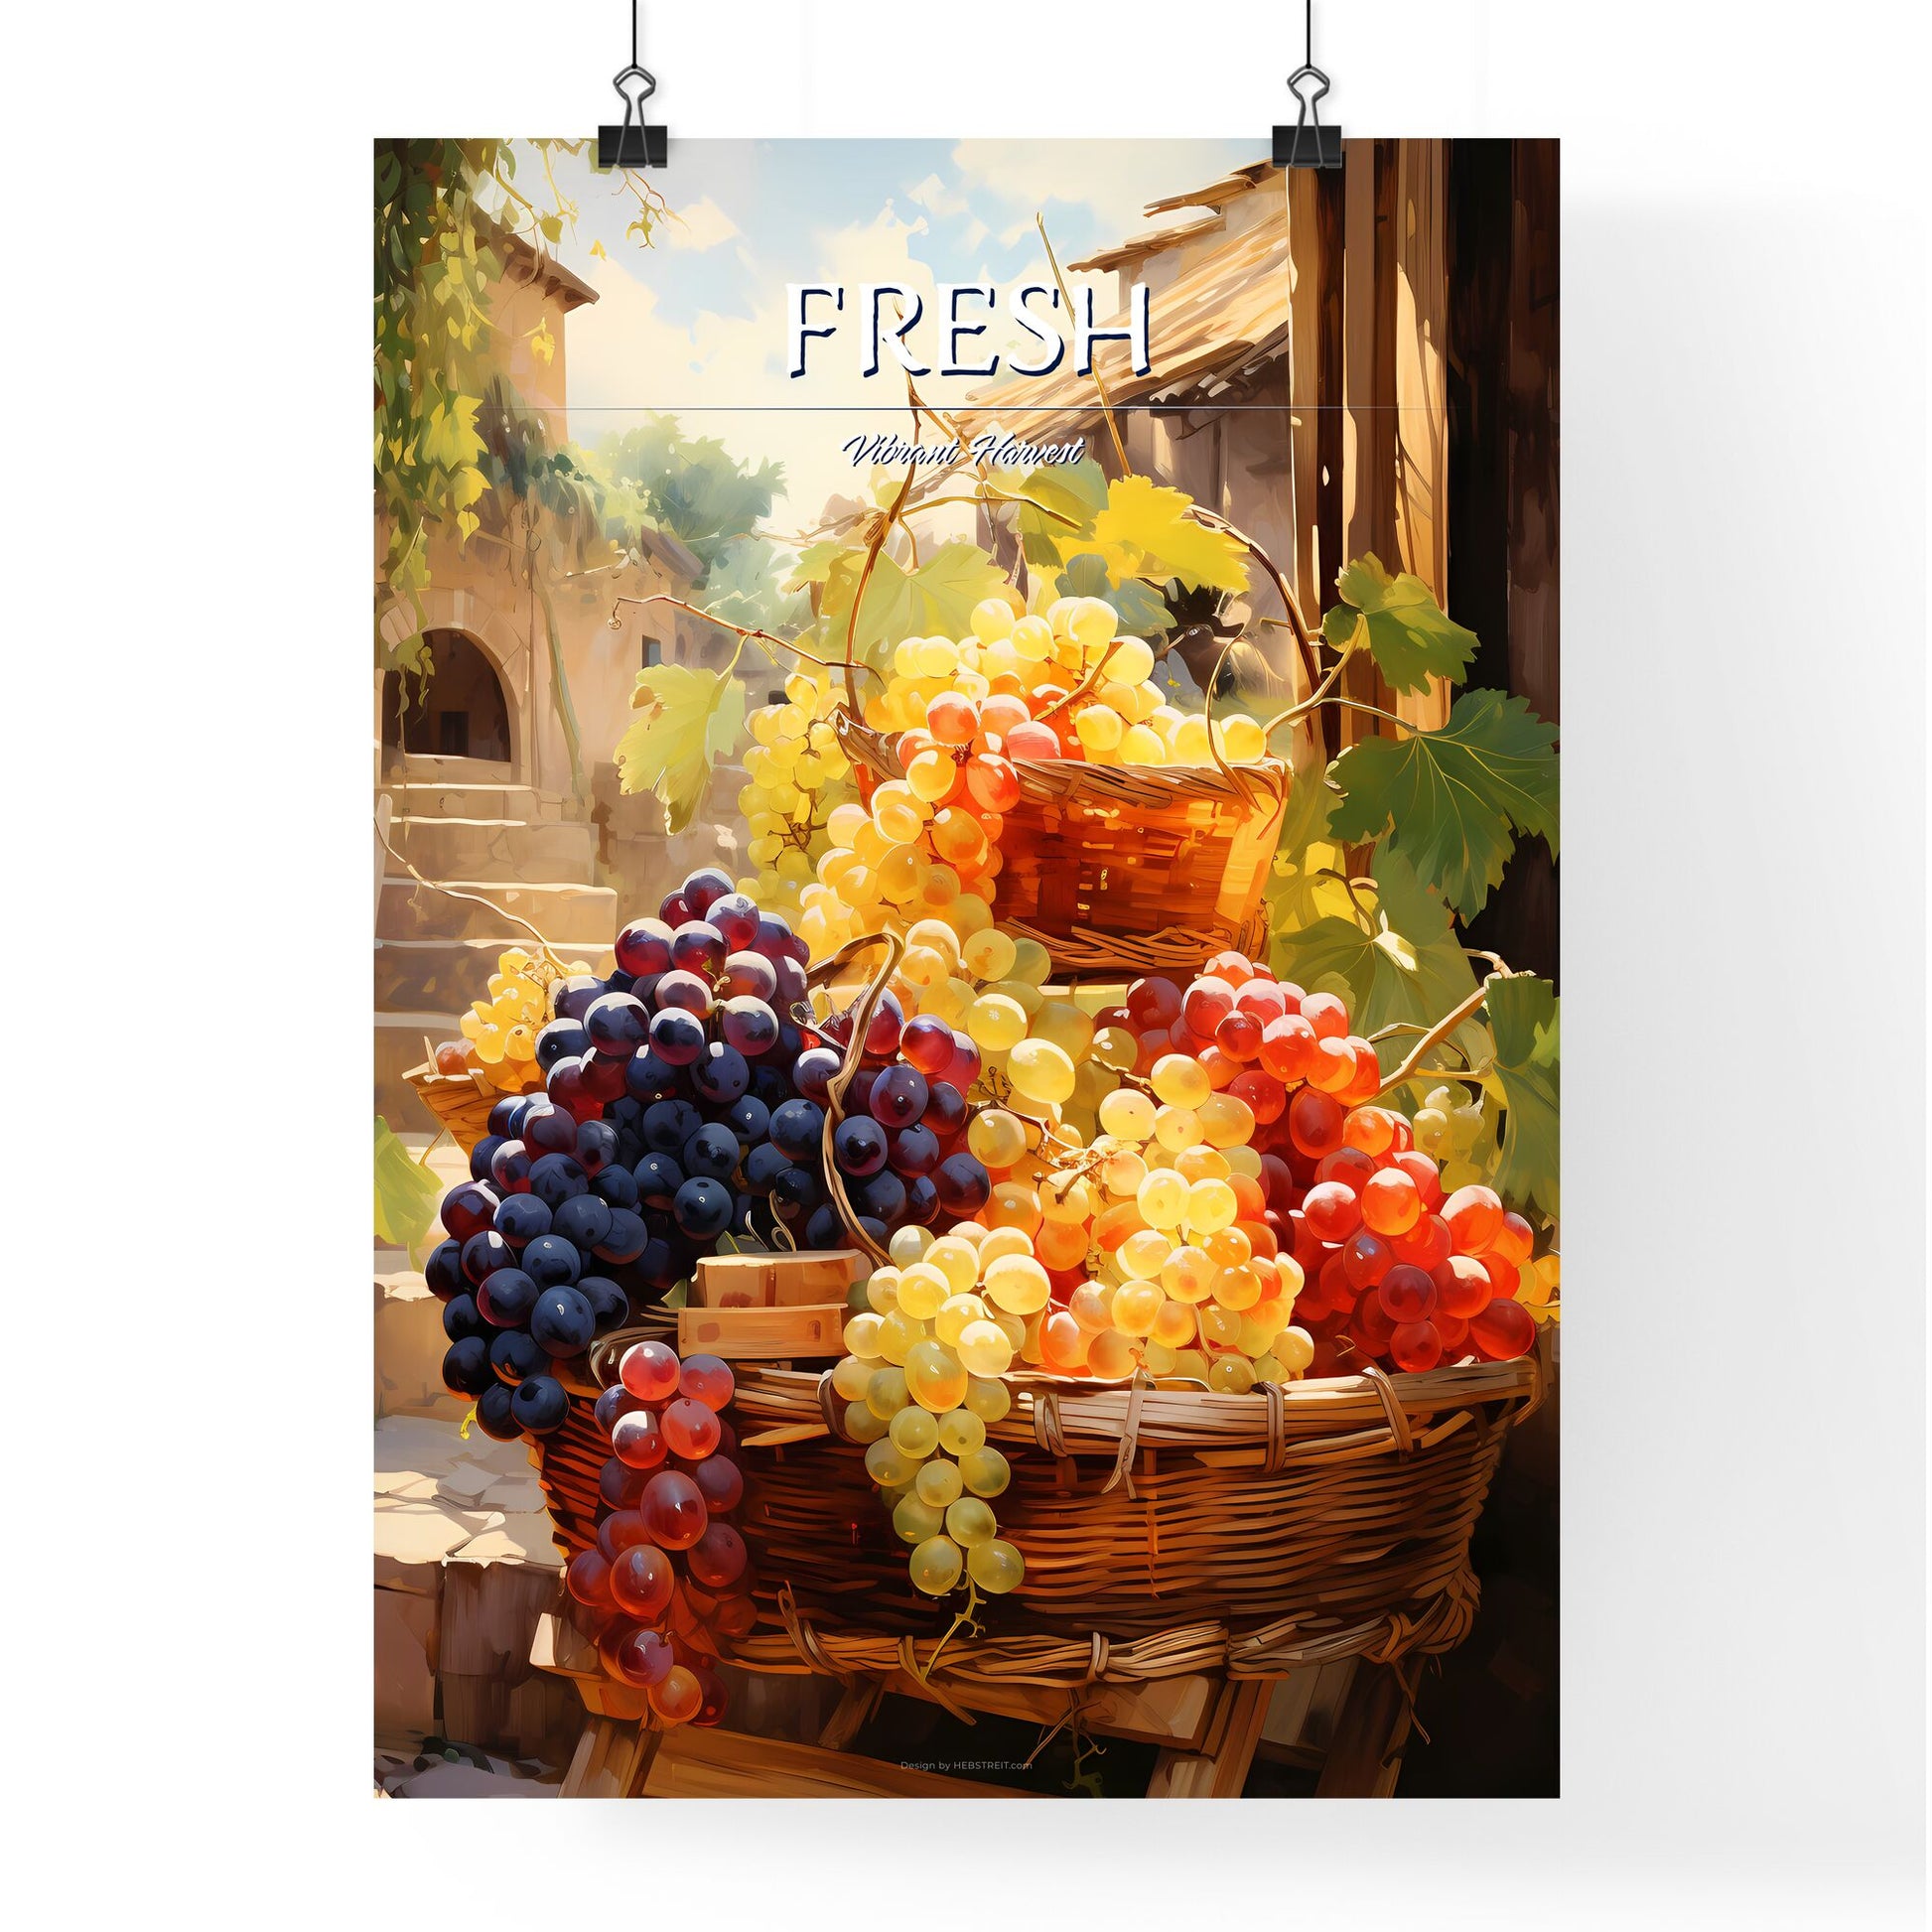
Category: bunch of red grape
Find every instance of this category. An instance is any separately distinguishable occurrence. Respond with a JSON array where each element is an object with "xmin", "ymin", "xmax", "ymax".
[
  {"xmin": 1101, "ymin": 952, "xmax": 1538, "ymax": 1377},
  {"xmin": 561, "ymin": 1340, "xmax": 753, "ymax": 1727}
]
